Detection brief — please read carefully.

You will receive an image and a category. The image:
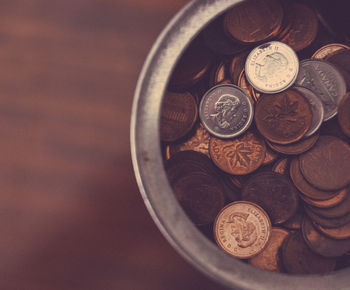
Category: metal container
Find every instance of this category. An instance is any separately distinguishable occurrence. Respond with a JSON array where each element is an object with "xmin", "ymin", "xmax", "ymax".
[{"xmin": 131, "ymin": 0, "xmax": 349, "ymax": 289}]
